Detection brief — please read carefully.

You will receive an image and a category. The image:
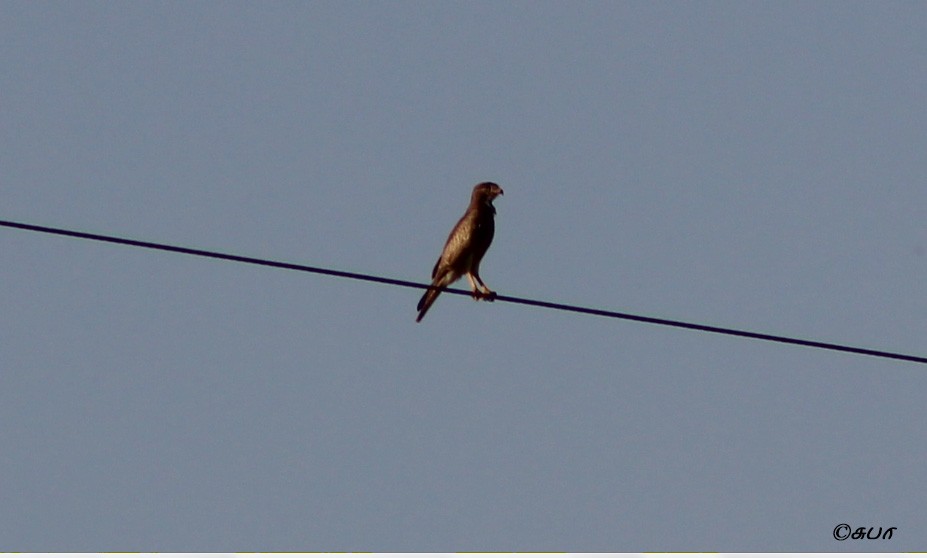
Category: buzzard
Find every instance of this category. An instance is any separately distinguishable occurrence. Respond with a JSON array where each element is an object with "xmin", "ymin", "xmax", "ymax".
[{"xmin": 416, "ymin": 182, "xmax": 504, "ymax": 322}]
